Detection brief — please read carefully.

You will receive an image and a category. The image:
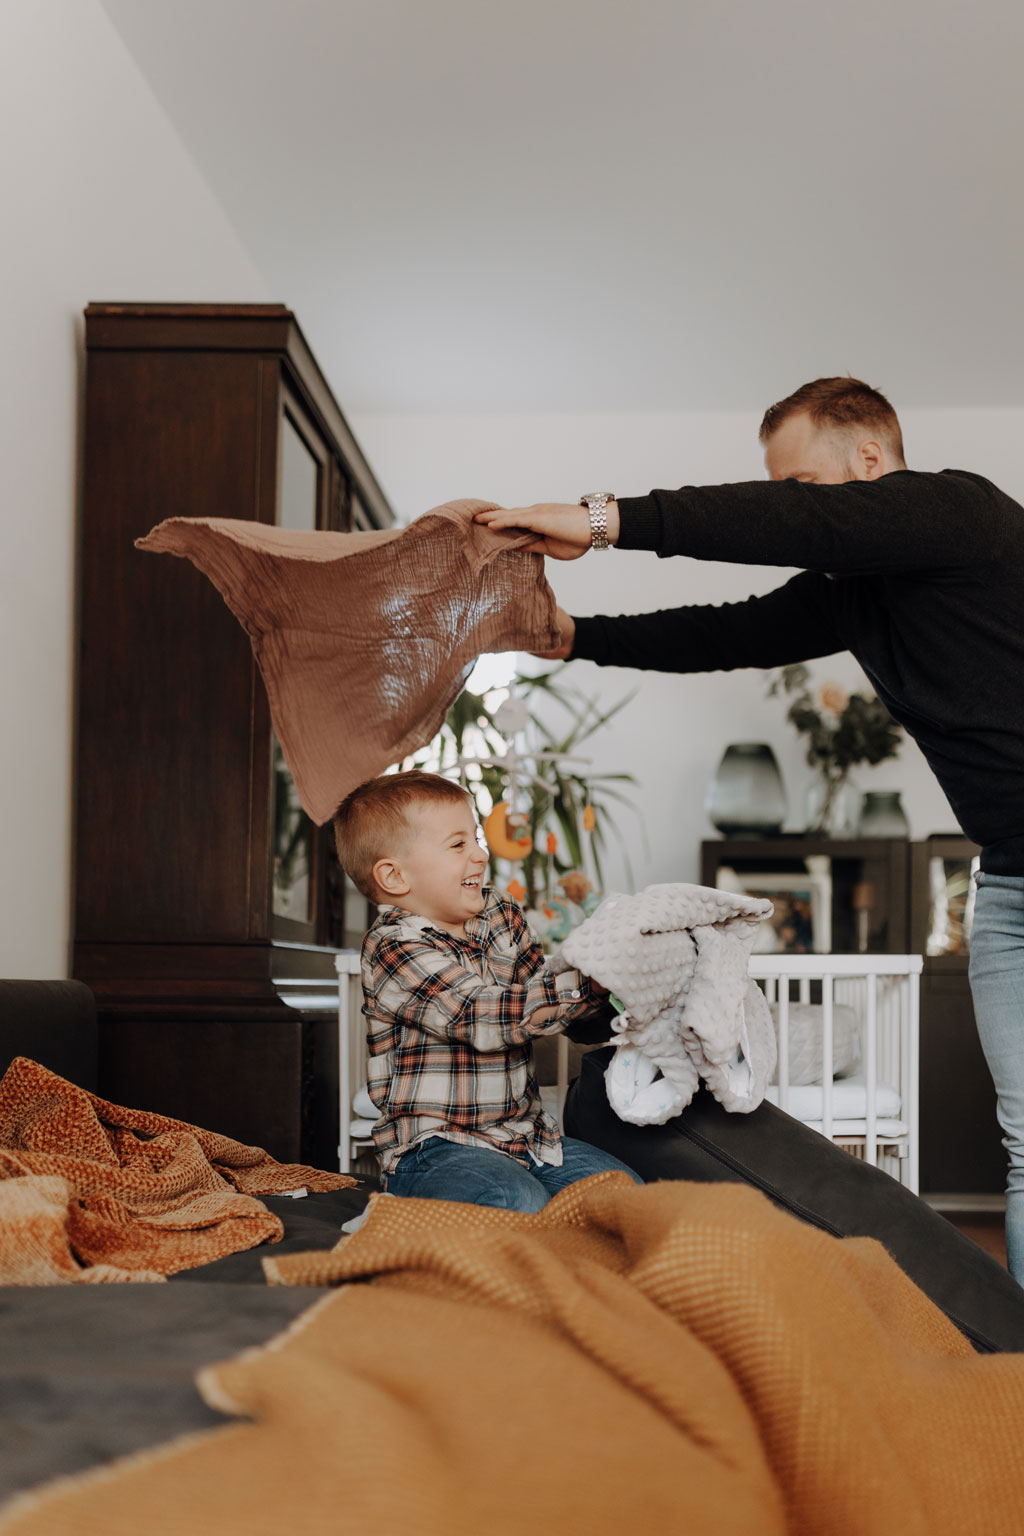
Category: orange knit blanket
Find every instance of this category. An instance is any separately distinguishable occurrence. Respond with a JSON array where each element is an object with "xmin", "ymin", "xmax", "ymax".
[
  {"xmin": 0, "ymin": 1058, "xmax": 353, "ymax": 1283},
  {"xmin": 5, "ymin": 1173, "xmax": 1024, "ymax": 1534}
]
